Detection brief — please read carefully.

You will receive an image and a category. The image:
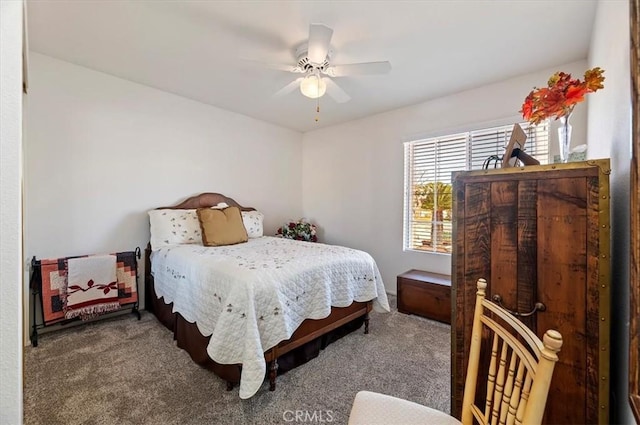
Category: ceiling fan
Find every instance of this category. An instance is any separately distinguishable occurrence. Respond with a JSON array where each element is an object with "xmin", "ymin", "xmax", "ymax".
[{"xmin": 269, "ymin": 24, "xmax": 392, "ymax": 104}]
